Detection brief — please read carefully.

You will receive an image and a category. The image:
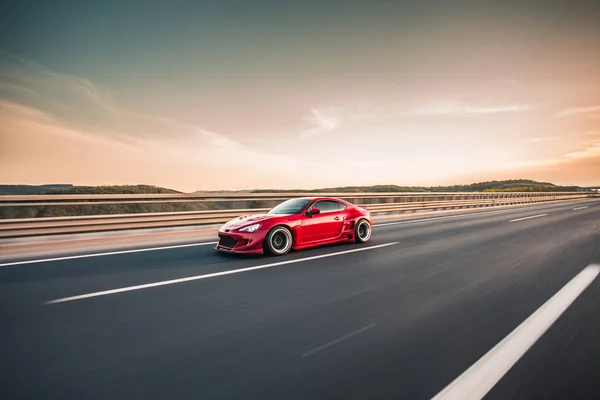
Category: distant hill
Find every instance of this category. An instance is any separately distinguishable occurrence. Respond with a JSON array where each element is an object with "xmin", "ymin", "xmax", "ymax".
[
  {"xmin": 0, "ymin": 184, "xmax": 76, "ymax": 195},
  {"xmin": 193, "ymin": 190, "xmax": 253, "ymax": 194},
  {"xmin": 2, "ymin": 185, "xmax": 221, "ymax": 219},
  {"xmin": 251, "ymin": 179, "xmax": 582, "ymax": 193},
  {"xmin": 429, "ymin": 179, "xmax": 581, "ymax": 192},
  {"xmin": 46, "ymin": 185, "xmax": 182, "ymax": 195}
]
